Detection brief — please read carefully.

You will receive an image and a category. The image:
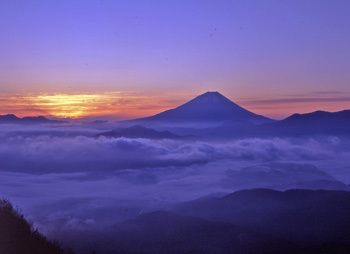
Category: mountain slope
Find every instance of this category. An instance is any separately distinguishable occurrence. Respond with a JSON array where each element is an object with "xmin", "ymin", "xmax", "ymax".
[
  {"xmin": 107, "ymin": 211, "xmax": 294, "ymax": 254},
  {"xmin": 268, "ymin": 110, "xmax": 350, "ymax": 136},
  {"xmin": 0, "ymin": 199, "xmax": 66, "ymax": 254},
  {"xmin": 186, "ymin": 109, "xmax": 350, "ymax": 138},
  {"xmin": 126, "ymin": 92, "xmax": 274, "ymax": 126},
  {"xmin": 173, "ymin": 189, "xmax": 350, "ymax": 245}
]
